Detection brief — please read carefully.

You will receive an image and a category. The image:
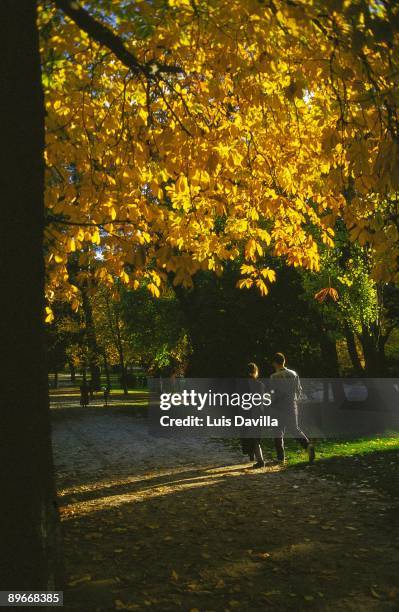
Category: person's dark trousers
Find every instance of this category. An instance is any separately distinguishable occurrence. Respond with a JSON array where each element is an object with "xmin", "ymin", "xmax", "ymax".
[{"xmin": 274, "ymin": 410, "xmax": 309, "ymax": 461}]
